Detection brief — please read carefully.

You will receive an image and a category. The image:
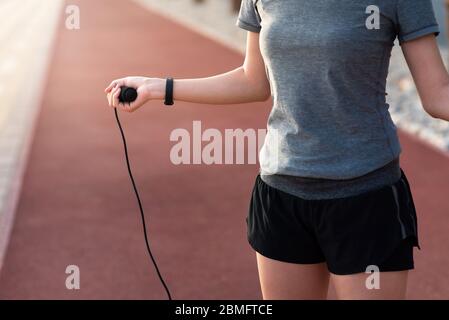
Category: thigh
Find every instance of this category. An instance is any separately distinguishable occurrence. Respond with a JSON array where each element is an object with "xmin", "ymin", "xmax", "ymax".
[
  {"xmin": 256, "ymin": 253, "xmax": 330, "ymax": 300},
  {"xmin": 332, "ymin": 270, "xmax": 408, "ymax": 300},
  {"xmin": 331, "ymin": 236, "xmax": 413, "ymax": 300}
]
